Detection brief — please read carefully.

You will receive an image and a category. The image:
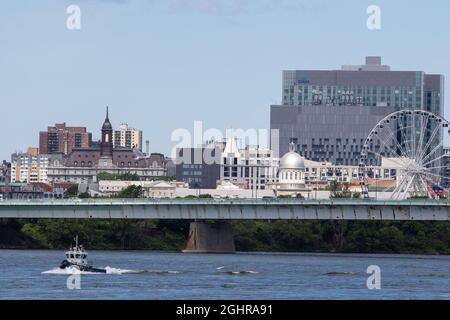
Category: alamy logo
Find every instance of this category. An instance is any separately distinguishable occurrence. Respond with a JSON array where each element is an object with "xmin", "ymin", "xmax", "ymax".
[
  {"xmin": 67, "ymin": 274, "xmax": 81, "ymax": 290},
  {"xmin": 170, "ymin": 121, "xmax": 280, "ymax": 165},
  {"xmin": 66, "ymin": 5, "xmax": 81, "ymax": 30},
  {"xmin": 366, "ymin": 5, "xmax": 381, "ymax": 30},
  {"xmin": 366, "ymin": 265, "xmax": 381, "ymax": 290}
]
